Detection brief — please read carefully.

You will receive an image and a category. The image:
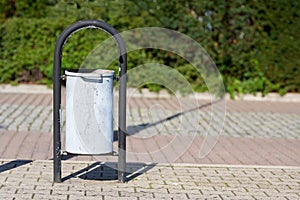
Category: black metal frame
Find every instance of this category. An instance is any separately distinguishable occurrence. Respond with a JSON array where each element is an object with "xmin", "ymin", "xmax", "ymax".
[{"xmin": 53, "ymin": 20, "xmax": 127, "ymax": 183}]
